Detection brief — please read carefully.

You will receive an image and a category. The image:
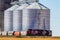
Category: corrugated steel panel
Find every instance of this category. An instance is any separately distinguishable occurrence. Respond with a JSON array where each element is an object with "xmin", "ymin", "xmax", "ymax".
[
  {"xmin": 23, "ymin": 2, "xmax": 50, "ymax": 31},
  {"xmin": 23, "ymin": 9, "xmax": 40, "ymax": 31},
  {"xmin": 4, "ymin": 5, "xmax": 19, "ymax": 31},
  {"xmin": 13, "ymin": 4, "xmax": 29, "ymax": 31}
]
